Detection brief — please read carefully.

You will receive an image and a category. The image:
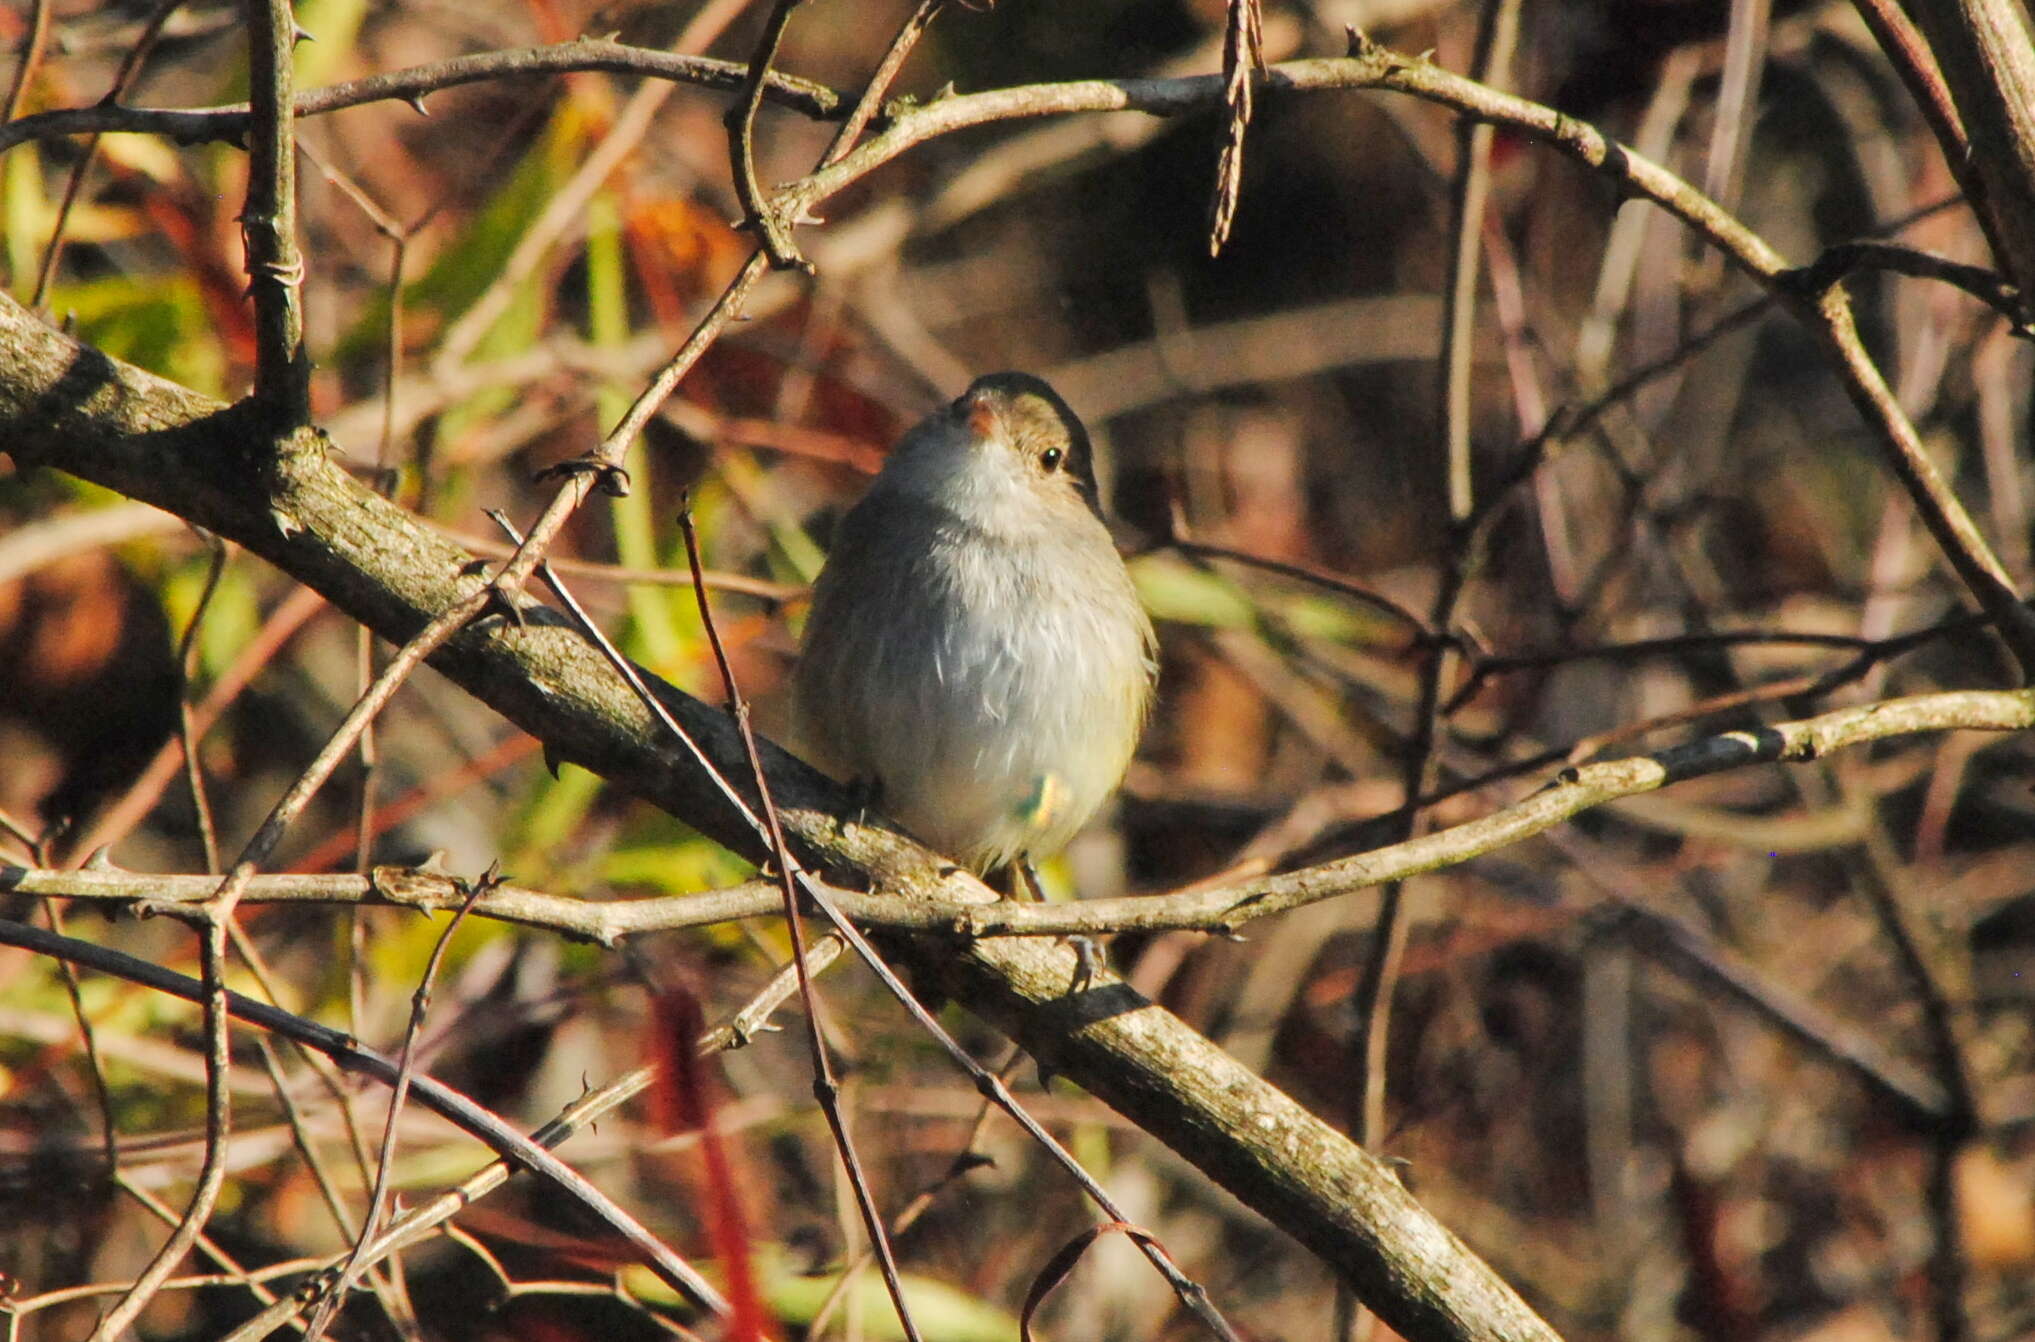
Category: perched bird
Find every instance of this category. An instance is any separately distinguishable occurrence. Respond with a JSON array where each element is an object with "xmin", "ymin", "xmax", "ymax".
[{"xmin": 792, "ymin": 372, "xmax": 1157, "ymax": 884}]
